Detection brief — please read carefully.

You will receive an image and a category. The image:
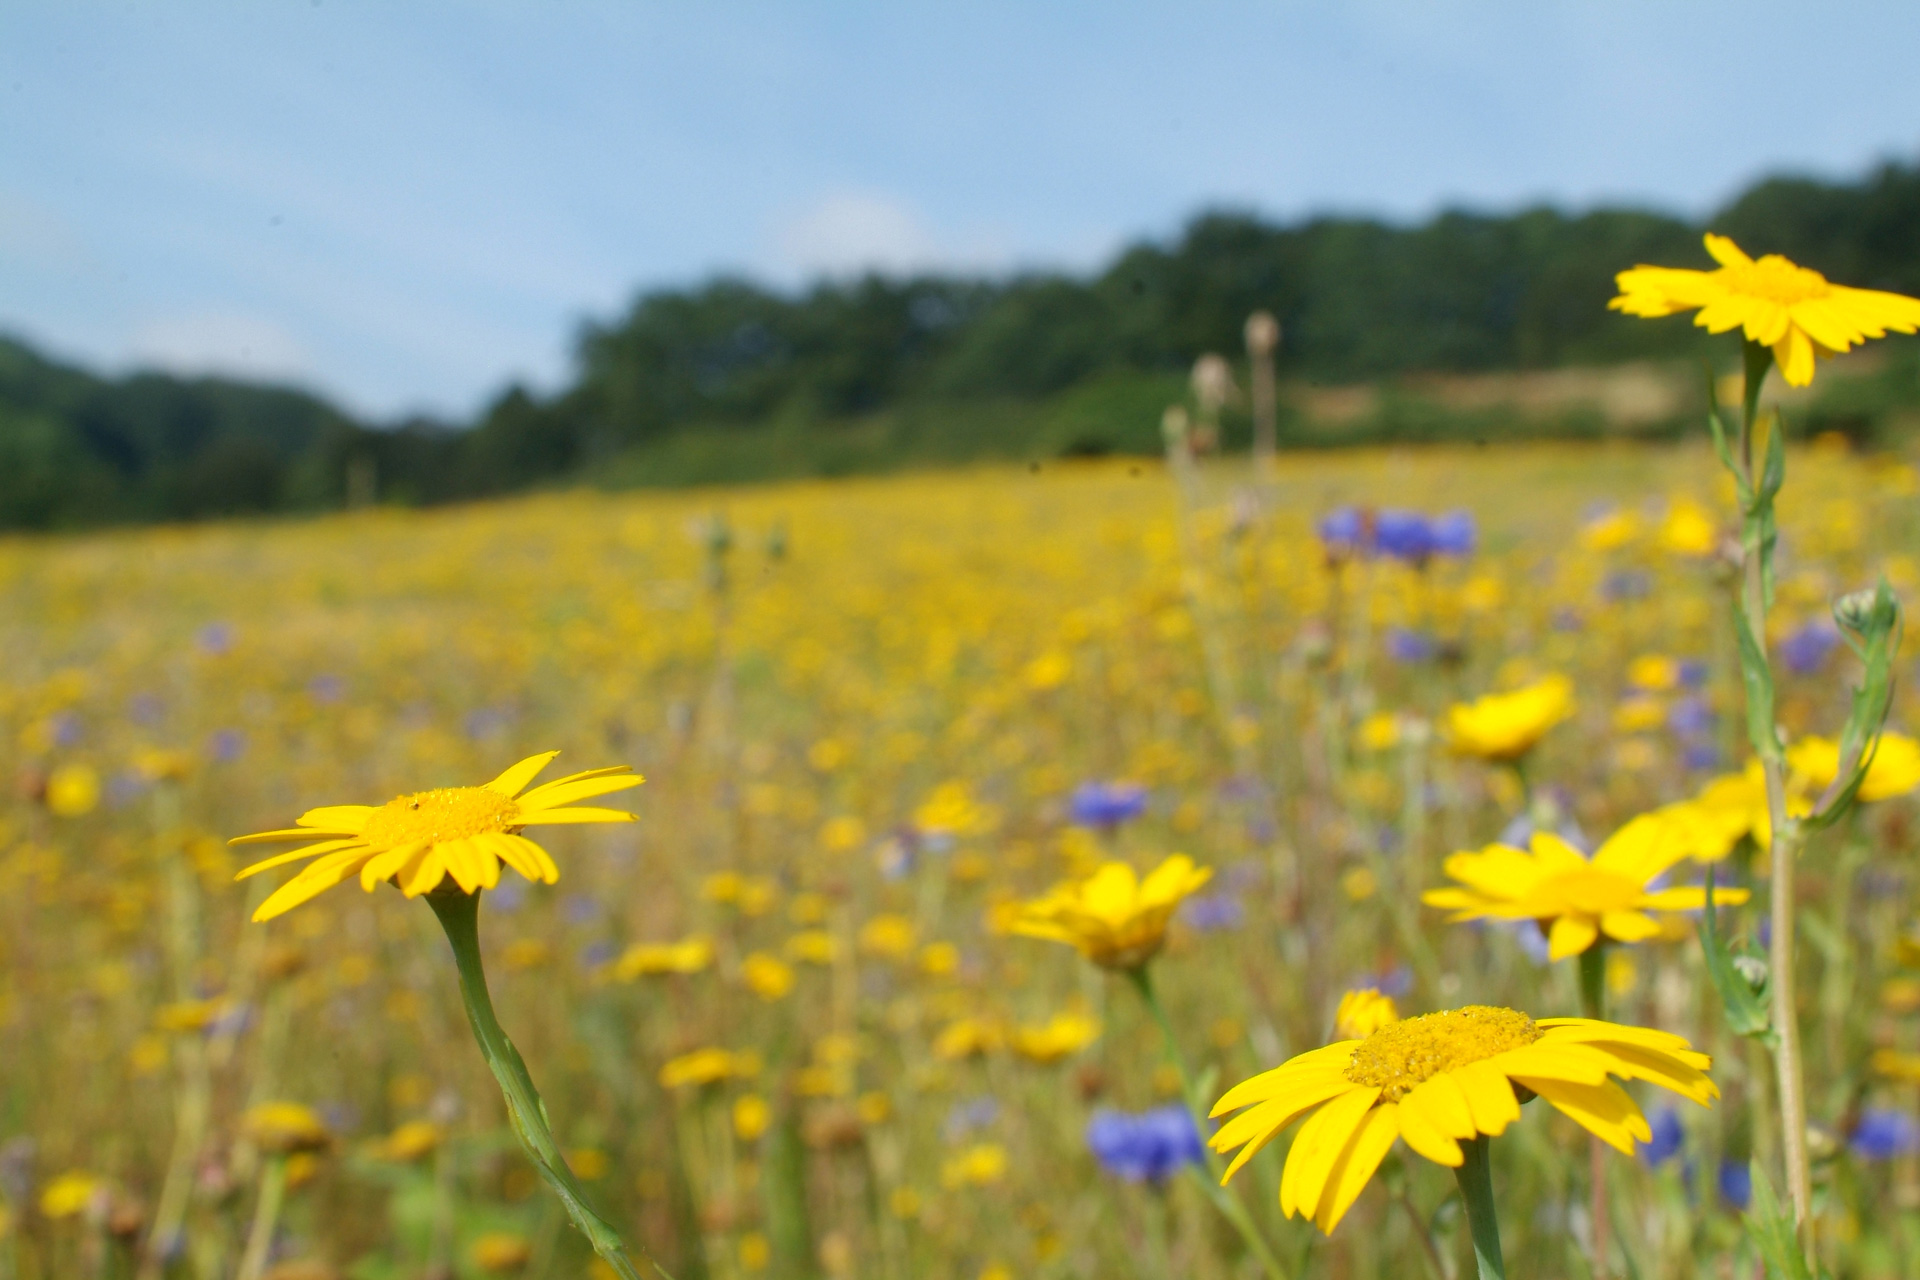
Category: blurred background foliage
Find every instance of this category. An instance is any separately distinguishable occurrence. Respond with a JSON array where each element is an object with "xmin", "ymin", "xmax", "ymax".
[{"xmin": 8, "ymin": 157, "xmax": 1920, "ymax": 529}]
